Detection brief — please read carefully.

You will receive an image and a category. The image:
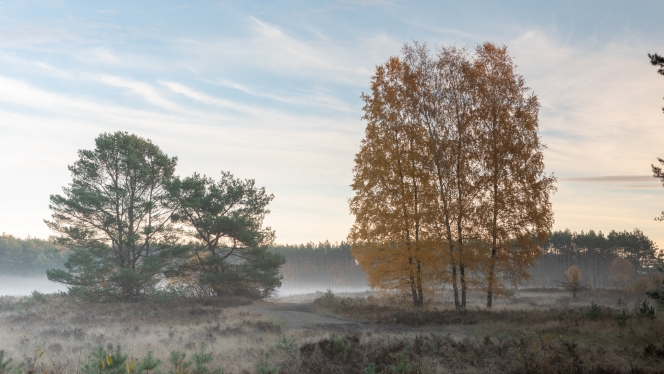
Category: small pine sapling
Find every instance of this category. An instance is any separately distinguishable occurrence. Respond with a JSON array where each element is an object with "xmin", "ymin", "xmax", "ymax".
[
  {"xmin": 275, "ymin": 335, "xmax": 297, "ymax": 355},
  {"xmin": 586, "ymin": 302, "xmax": 602, "ymax": 320}
]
